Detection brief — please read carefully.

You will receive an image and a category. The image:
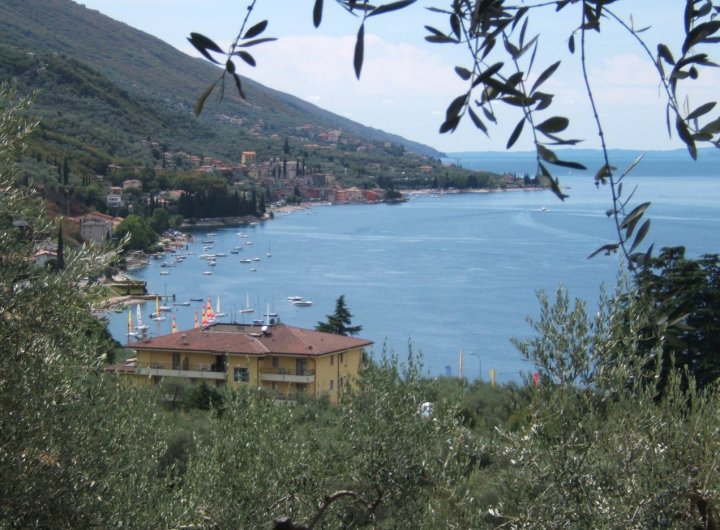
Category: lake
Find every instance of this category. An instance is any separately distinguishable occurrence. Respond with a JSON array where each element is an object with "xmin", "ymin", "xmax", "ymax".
[{"xmin": 105, "ymin": 163, "xmax": 720, "ymax": 383}]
